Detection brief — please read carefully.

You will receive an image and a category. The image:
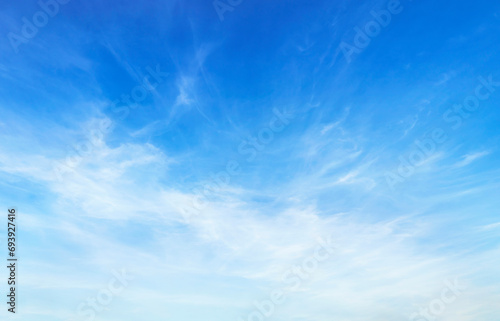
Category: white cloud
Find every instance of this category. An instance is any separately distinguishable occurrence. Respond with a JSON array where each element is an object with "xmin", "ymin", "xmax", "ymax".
[{"xmin": 453, "ymin": 151, "xmax": 491, "ymax": 168}]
